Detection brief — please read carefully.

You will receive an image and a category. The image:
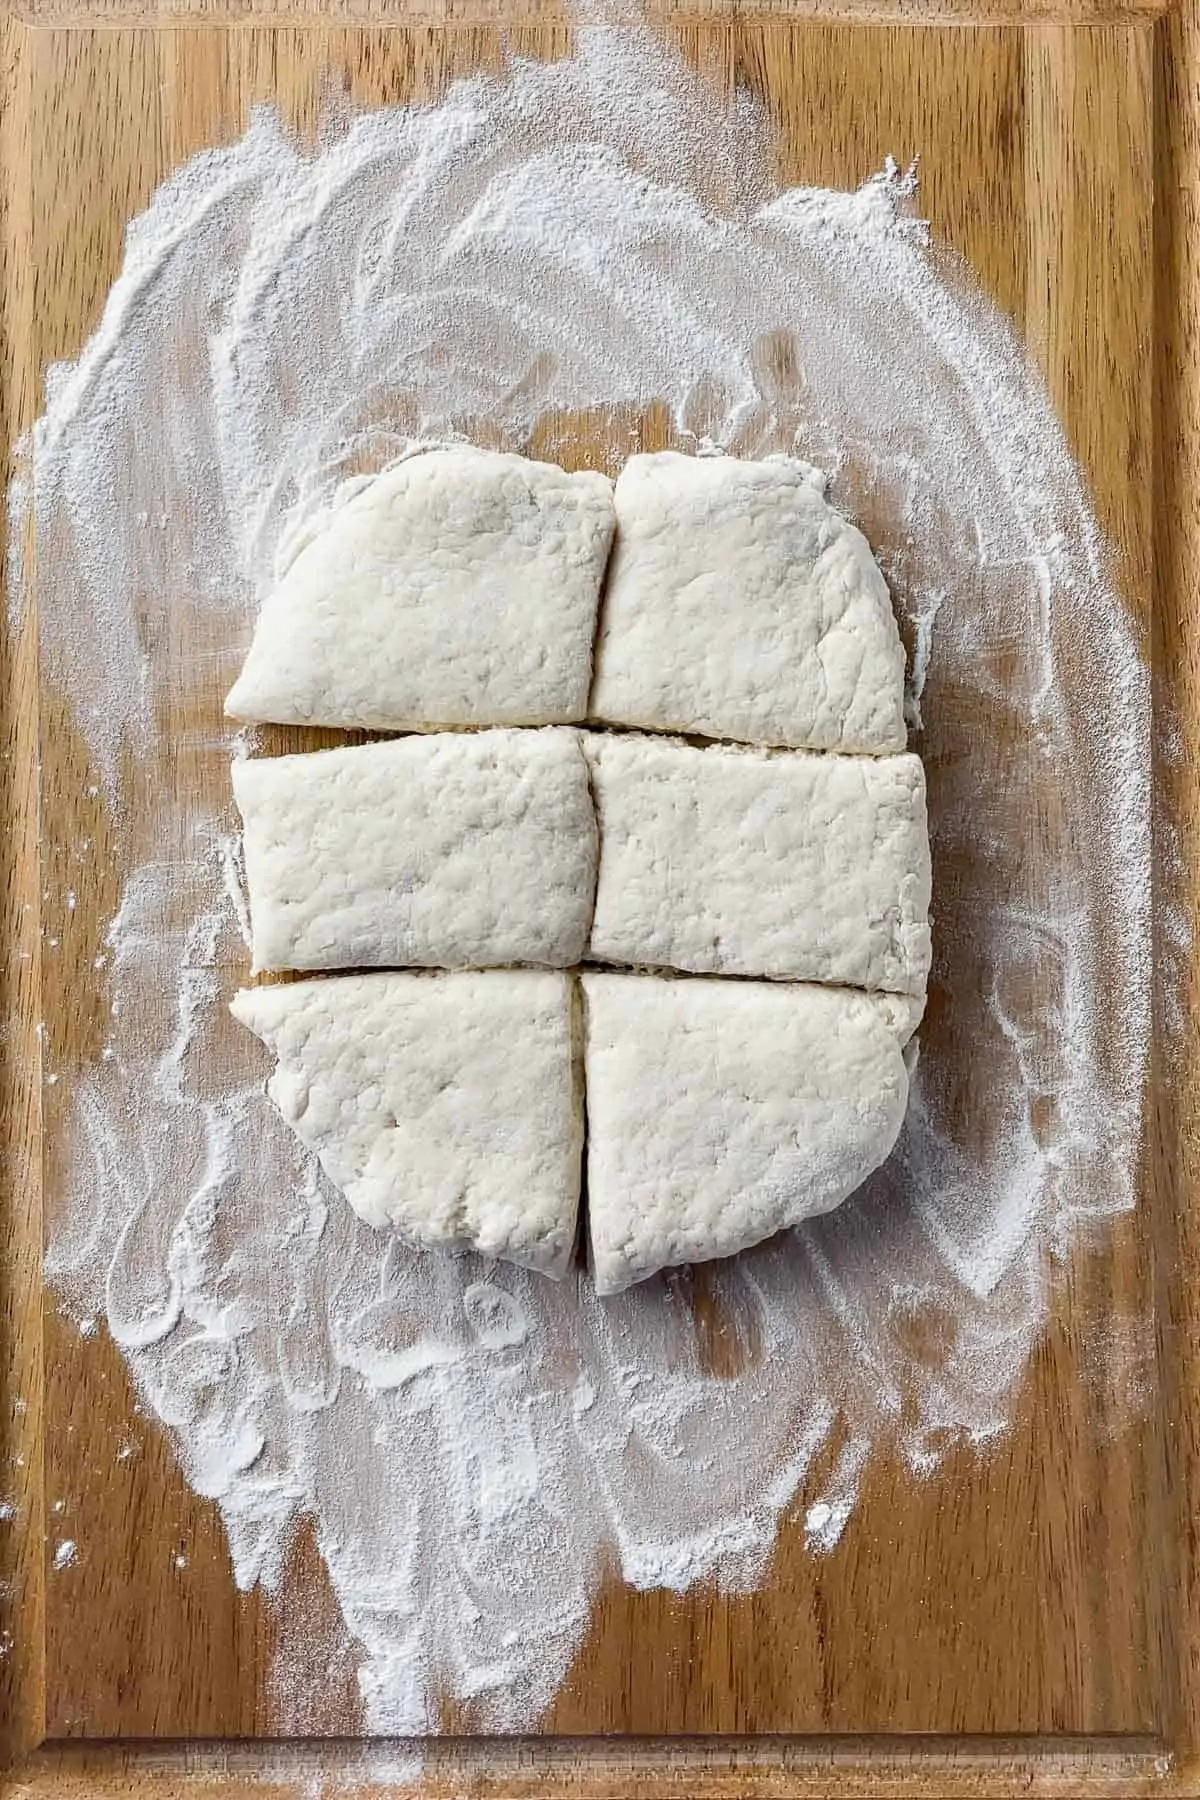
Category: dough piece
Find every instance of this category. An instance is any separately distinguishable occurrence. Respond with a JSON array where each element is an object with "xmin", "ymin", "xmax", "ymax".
[
  {"xmin": 585, "ymin": 734, "xmax": 932, "ymax": 994},
  {"xmin": 590, "ymin": 452, "xmax": 907, "ymax": 751},
  {"xmin": 231, "ymin": 971, "xmax": 582, "ymax": 1276},
  {"xmin": 225, "ymin": 446, "xmax": 615, "ymax": 730},
  {"xmin": 582, "ymin": 973, "xmax": 913, "ymax": 1294},
  {"xmin": 233, "ymin": 728, "xmax": 596, "ymax": 974}
]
